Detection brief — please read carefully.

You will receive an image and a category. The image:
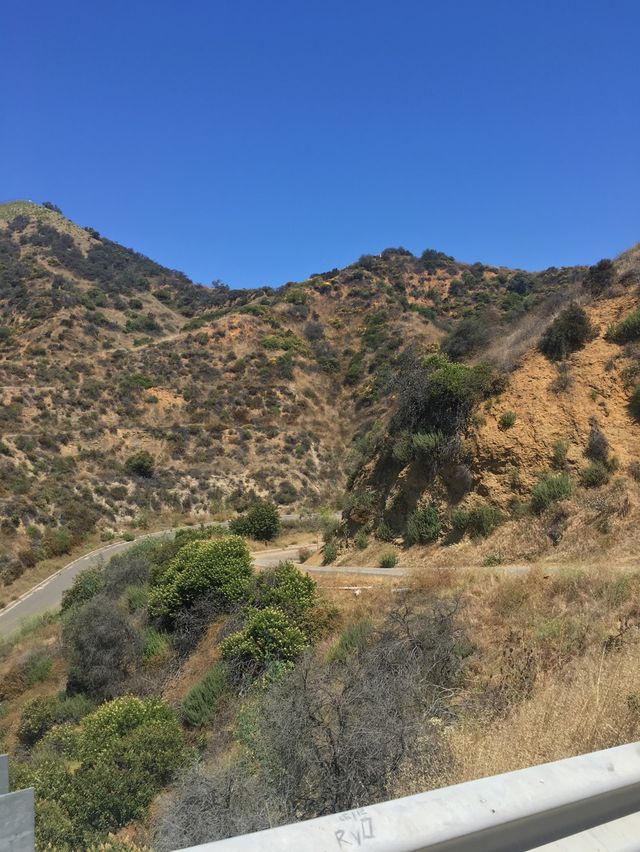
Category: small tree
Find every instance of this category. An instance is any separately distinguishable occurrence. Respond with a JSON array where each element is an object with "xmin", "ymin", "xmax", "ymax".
[
  {"xmin": 221, "ymin": 607, "xmax": 308, "ymax": 675},
  {"xmin": 229, "ymin": 501, "xmax": 280, "ymax": 541},
  {"xmin": 149, "ymin": 536, "xmax": 253, "ymax": 618},
  {"xmin": 63, "ymin": 597, "xmax": 143, "ymax": 699},
  {"xmin": 251, "ymin": 561, "xmax": 317, "ymax": 619},
  {"xmin": 539, "ymin": 303, "xmax": 595, "ymax": 361}
]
